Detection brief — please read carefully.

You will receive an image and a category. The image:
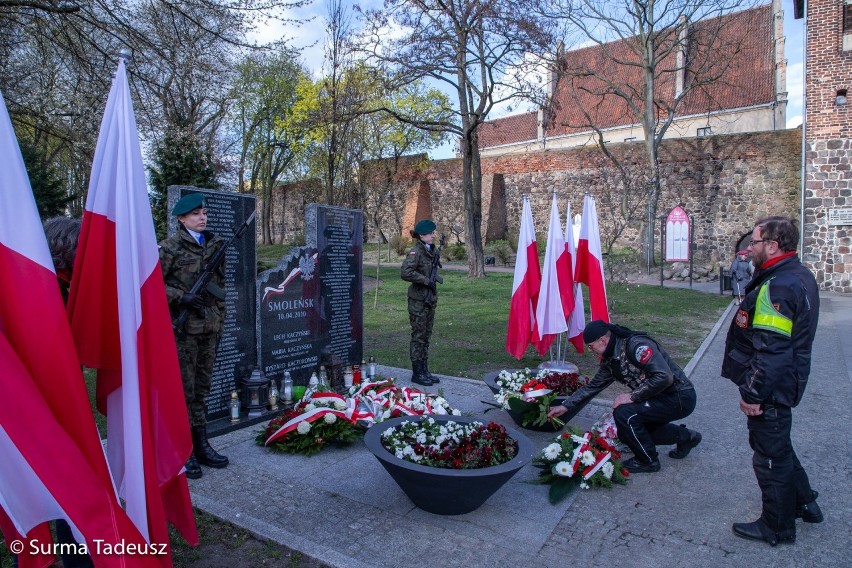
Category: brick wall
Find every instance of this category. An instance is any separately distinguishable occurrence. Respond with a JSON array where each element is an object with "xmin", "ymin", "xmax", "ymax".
[
  {"xmin": 802, "ymin": 0, "xmax": 852, "ymax": 292},
  {"xmin": 375, "ymin": 129, "xmax": 802, "ymax": 264}
]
